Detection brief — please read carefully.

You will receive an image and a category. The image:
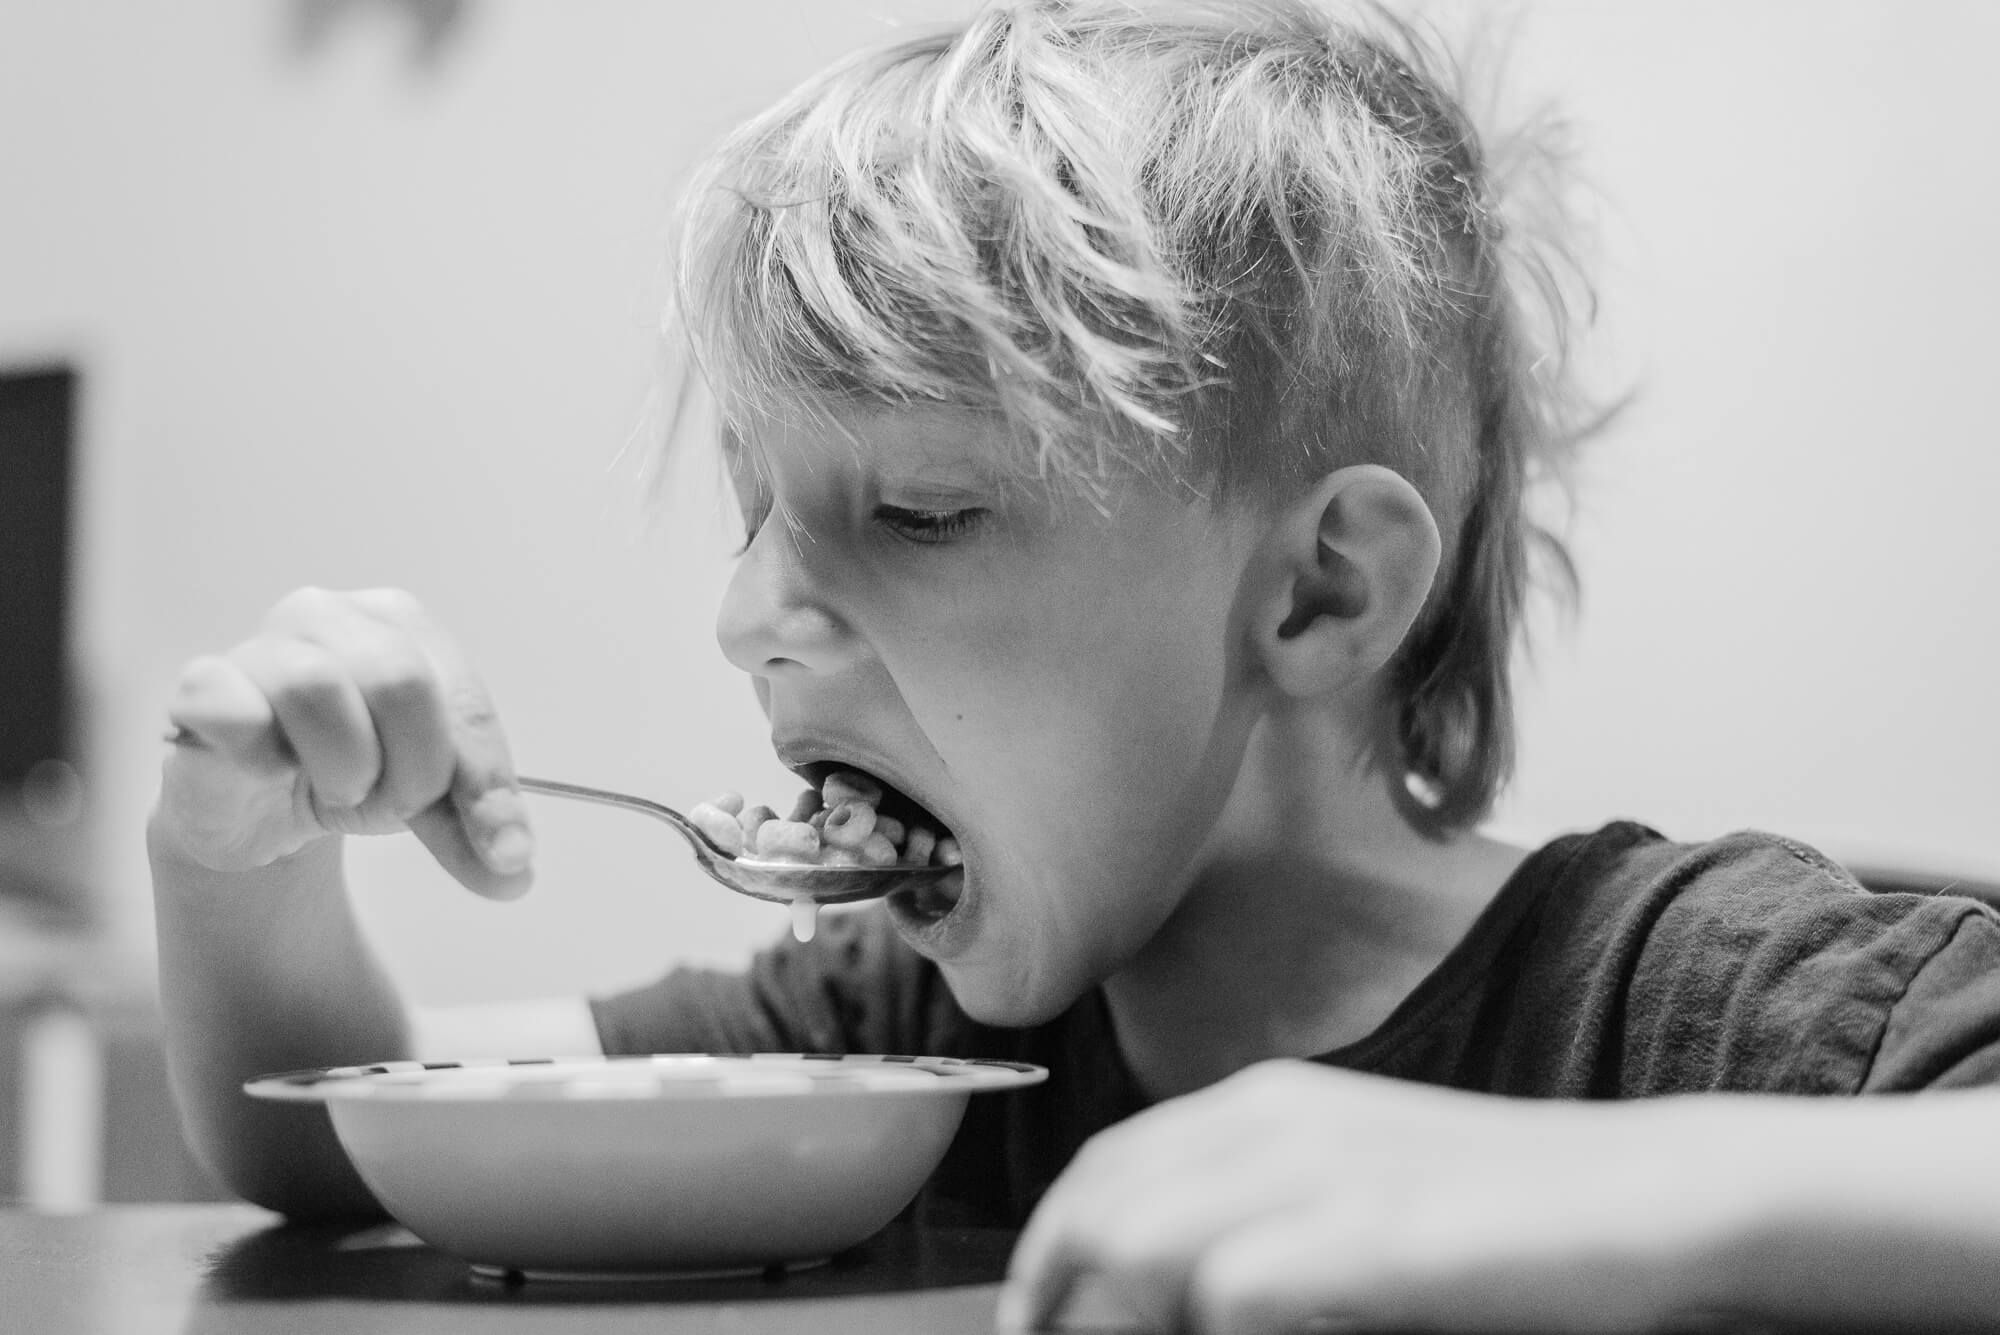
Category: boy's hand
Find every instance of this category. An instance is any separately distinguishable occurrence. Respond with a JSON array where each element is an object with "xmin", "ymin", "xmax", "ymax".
[
  {"xmin": 999, "ymin": 1061, "xmax": 1743, "ymax": 1334},
  {"xmin": 159, "ymin": 587, "xmax": 533, "ymax": 899}
]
